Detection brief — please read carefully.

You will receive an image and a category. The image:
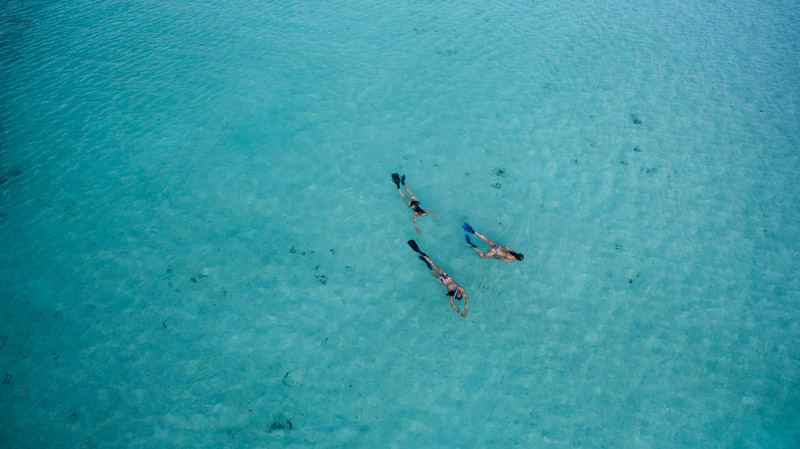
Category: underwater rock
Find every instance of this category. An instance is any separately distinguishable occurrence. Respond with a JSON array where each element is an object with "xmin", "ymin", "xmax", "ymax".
[
  {"xmin": 290, "ymin": 245, "xmax": 313, "ymax": 256},
  {"xmin": 268, "ymin": 414, "xmax": 293, "ymax": 433},
  {"xmin": 0, "ymin": 167, "xmax": 22, "ymax": 187},
  {"xmin": 282, "ymin": 372, "xmax": 294, "ymax": 387},
  {"xmin": 62, "ymin": 203, "xmax": 77, "ymax": 221}
]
